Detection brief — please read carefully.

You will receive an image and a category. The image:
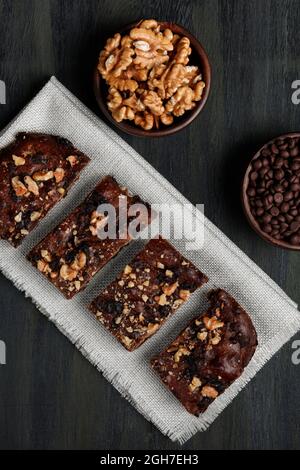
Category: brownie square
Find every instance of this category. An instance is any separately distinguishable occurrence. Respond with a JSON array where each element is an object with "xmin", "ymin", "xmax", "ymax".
[
  {"xmin": 27, "ymin": 175, "xmax": 152, "ymax": 298},
  {"xmin": 0, "ymin": 132, "xmax": 90, "ymax": 246},
  {"xmin": 89, "ymin": 237, "xmax": 208, "ymax": 351},
  {"xmin": 151, "ymin": 289, "xmax": 258, "ymax": 415}
]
